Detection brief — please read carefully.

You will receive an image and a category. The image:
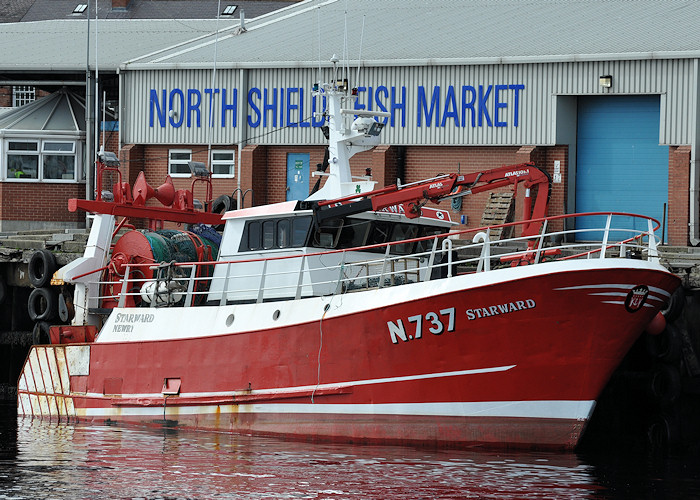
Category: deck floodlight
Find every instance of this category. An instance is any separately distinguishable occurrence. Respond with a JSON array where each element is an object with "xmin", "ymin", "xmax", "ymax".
[
  {"xmin": 188, "ymin": 161, "xmax": 211, "ymax": 178},
  {"xmin": 368, "ymin": 122, "xmax": 385, "ymax": 136},
  {"xmin": 99, "ymin": 151, "xmax": 120, "ymax": 167}
]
